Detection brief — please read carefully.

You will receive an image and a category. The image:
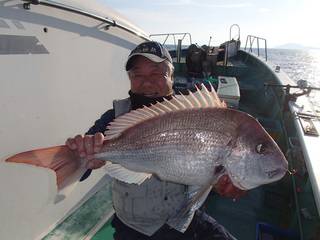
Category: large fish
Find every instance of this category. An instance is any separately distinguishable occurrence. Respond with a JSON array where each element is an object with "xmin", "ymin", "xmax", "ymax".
[
  {"xmin": 94, "ymin": 84, "xmax": 288, "ymax": 192},
  {"xmin": 5, "ymin": 85, "xmax": 287, "ymax": 208}
]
